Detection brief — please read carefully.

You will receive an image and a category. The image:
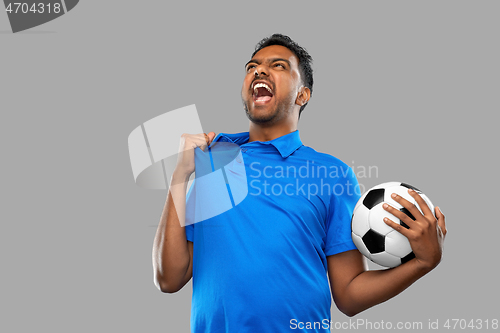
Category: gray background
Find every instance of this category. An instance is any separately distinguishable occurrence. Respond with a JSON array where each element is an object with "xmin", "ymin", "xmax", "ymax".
[{"xmin": 1, "ymin": 1, "xmax": 498, "ymax": 332}]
